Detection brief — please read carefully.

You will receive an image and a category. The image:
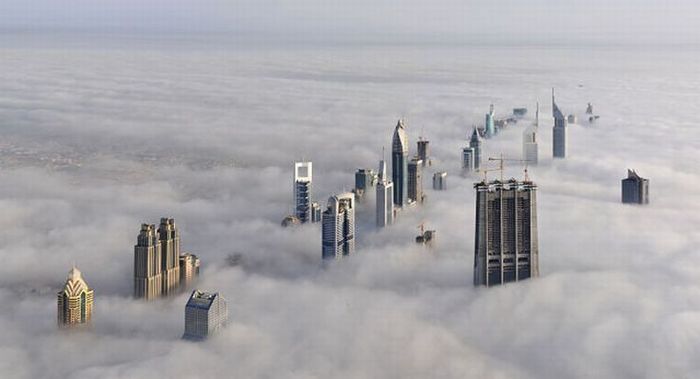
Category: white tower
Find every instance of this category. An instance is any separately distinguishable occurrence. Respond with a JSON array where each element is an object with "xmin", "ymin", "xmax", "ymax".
[
  {"xmin": 376, "ymin": 157, "xmax": 394, "ymax": 228},
  {"xmin": 523, "ymin": 102, "xmax": 539, "ymax": 165}
]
